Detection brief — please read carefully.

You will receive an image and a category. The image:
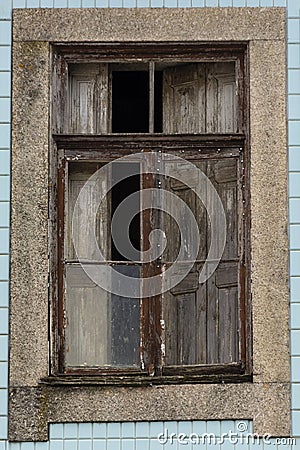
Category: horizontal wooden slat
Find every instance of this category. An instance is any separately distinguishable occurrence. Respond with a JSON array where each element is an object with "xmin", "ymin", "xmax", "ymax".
[{"xmin": 215, "ymin": 262, "xmax": 238, "ymax": 288}]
